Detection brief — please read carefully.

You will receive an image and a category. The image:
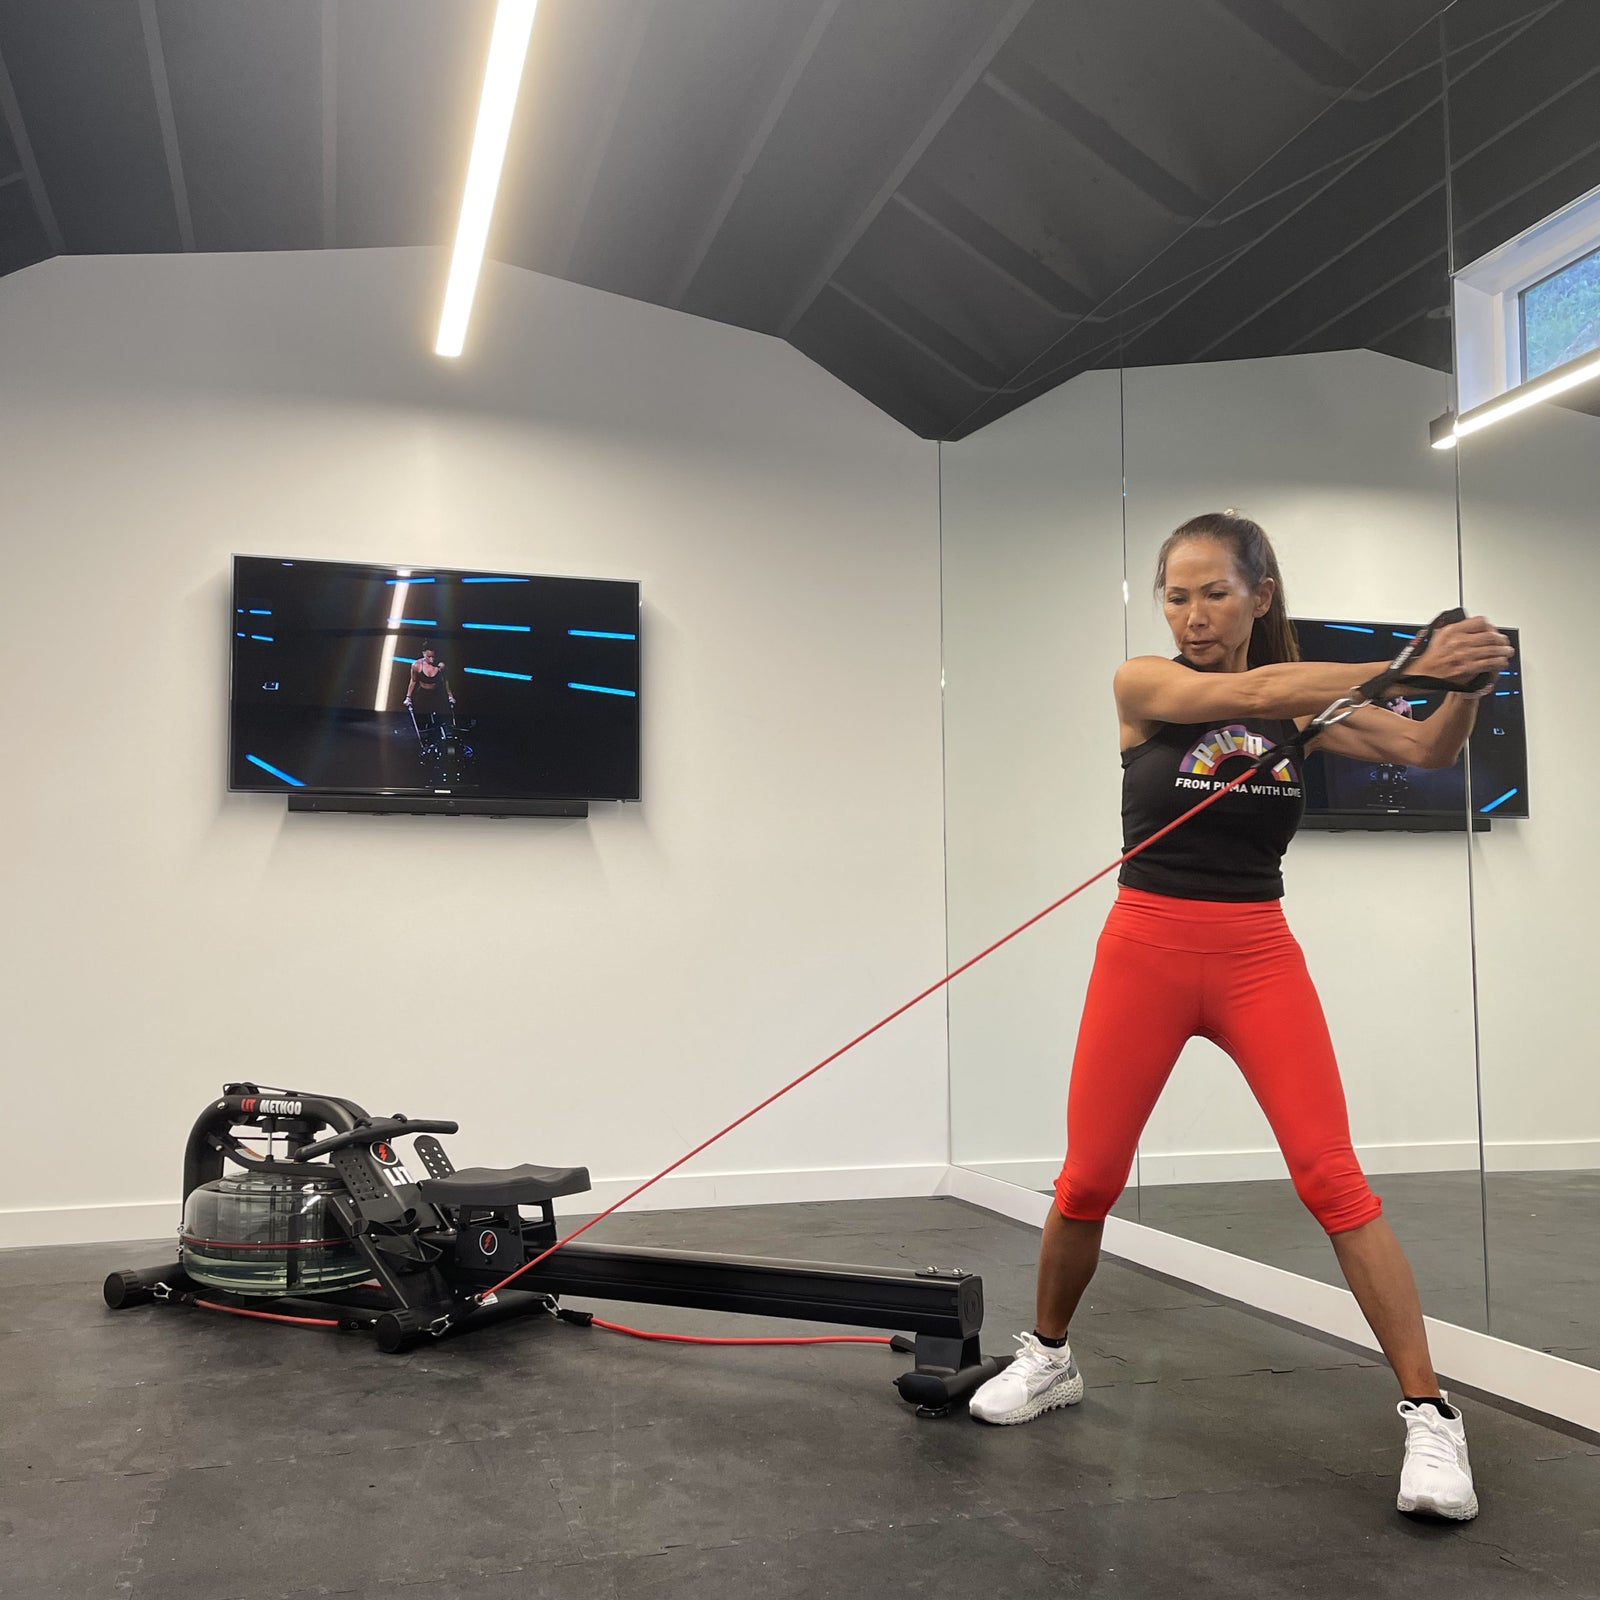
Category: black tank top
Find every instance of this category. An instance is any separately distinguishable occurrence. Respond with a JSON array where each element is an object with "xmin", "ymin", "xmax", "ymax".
[{"xmin": 1118, "ymin": 659, "xmax": 1305, "ymax": 902}]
